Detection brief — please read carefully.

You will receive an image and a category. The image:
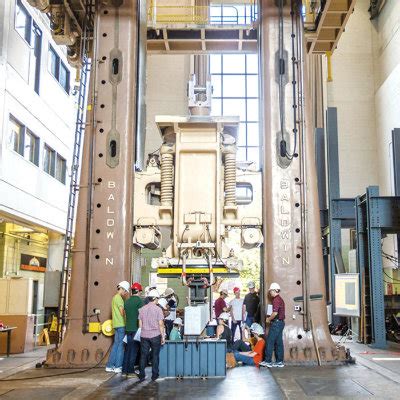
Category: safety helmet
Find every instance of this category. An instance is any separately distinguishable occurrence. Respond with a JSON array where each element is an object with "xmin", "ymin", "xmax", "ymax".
[
  {"xmin": 220, "ymin": 289, "xmax": 228, "ymax": 296},
  {"xmin": 164, "ymin": 288, "xmax": 175, "ymax": 297},
  {"xmin": 247, "ymin": 281, "xmax": 255, "ymax": 289},
  {"xmin": 131, "ymin": 282, "xmax": 143, "ymax": 291},
  {"xmin": 173, "ymin": 317, "xmax": 183, "ymax": 326},
  {"xmin": 148, "ymin": 288, "xmax": 160, "ymax": 298},
  {"xmin": 117, "ymin": 281, "xmax": 130, "ymax": 292},
  {"xmin": 158, "ymin": 297, "xmax": 168, "ymax": 309},
  {"xmin": 218, "ymin": 312, "xmax": 230, "ymax": 321},
  {"xmin": 269, "ymin": 282, "xmax": 281, "ymax": 291},
  {"xmin": 233, "ymin": 287, "xmax": 240, "ymax": 293},
  {"xmin": 250, "ymin": 322, "xmax": 264, "ymax": 336}
]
